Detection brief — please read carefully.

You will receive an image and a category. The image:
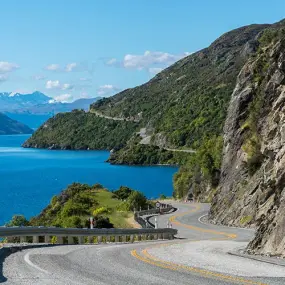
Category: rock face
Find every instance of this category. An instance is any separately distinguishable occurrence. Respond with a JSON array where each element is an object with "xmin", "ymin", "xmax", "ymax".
[{"xmin": 210, "ymin": 24, "xmax": 285, "ymax": 255}]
